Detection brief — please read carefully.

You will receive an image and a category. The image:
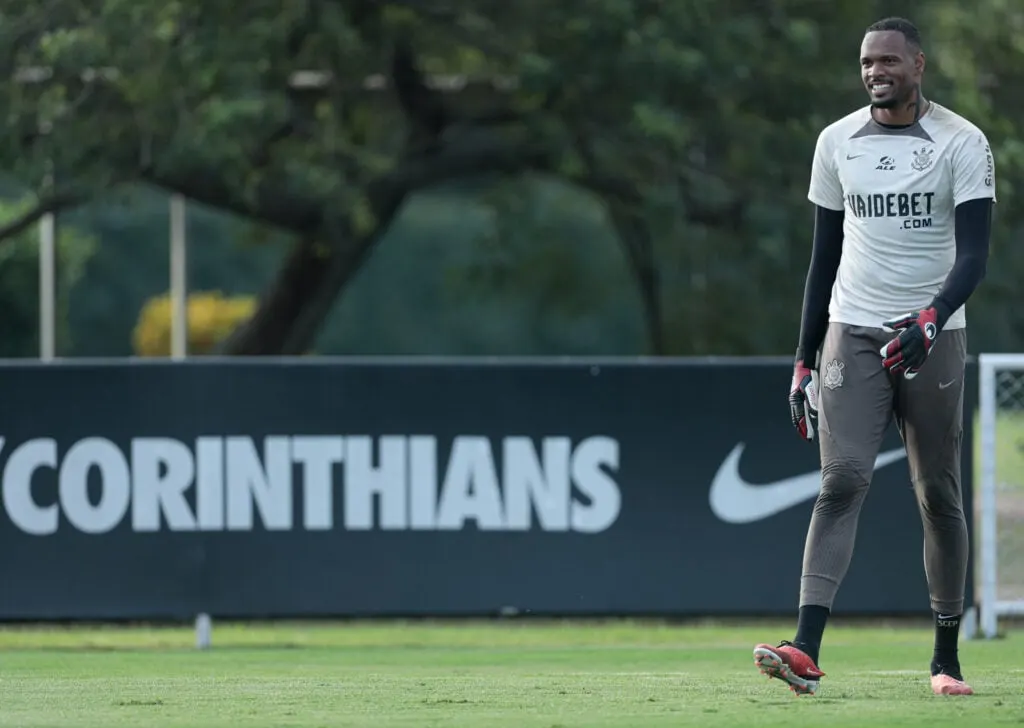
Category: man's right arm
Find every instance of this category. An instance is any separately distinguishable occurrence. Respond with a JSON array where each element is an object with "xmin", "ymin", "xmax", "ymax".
[
  {"xmin": 797, "ymin": 128, "xmax": 846, "ymax": 367},
  {"xmin": 795, "ymin": 206, "xmax": 845, "ymax": 366}
]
